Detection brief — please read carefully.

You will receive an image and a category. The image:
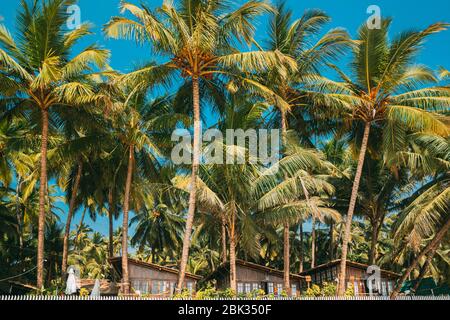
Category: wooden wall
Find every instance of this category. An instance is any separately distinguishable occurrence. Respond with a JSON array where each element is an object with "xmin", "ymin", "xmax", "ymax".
[{"xmin": 128, "ymin": 263, "xmax": 197, "ymax": 296}]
